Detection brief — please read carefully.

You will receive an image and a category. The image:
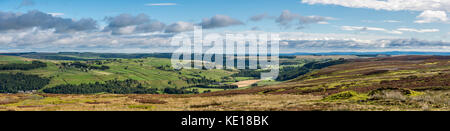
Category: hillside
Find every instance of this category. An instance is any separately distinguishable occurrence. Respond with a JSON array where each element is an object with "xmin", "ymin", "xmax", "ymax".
[
  {"xmin": 0, "ymin": 53, "xmax": 346, "ymax": 94},
  {"xmin": 0, "ymin": 55, "xmax": 237, "ymax": 92},
  {"xmin": 197, "ymin": 55, "xmax": 449, "ymax": 96},
  {"xmin": 0, "ymin": 55, "xmax": 449, "ymax": 111}
]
